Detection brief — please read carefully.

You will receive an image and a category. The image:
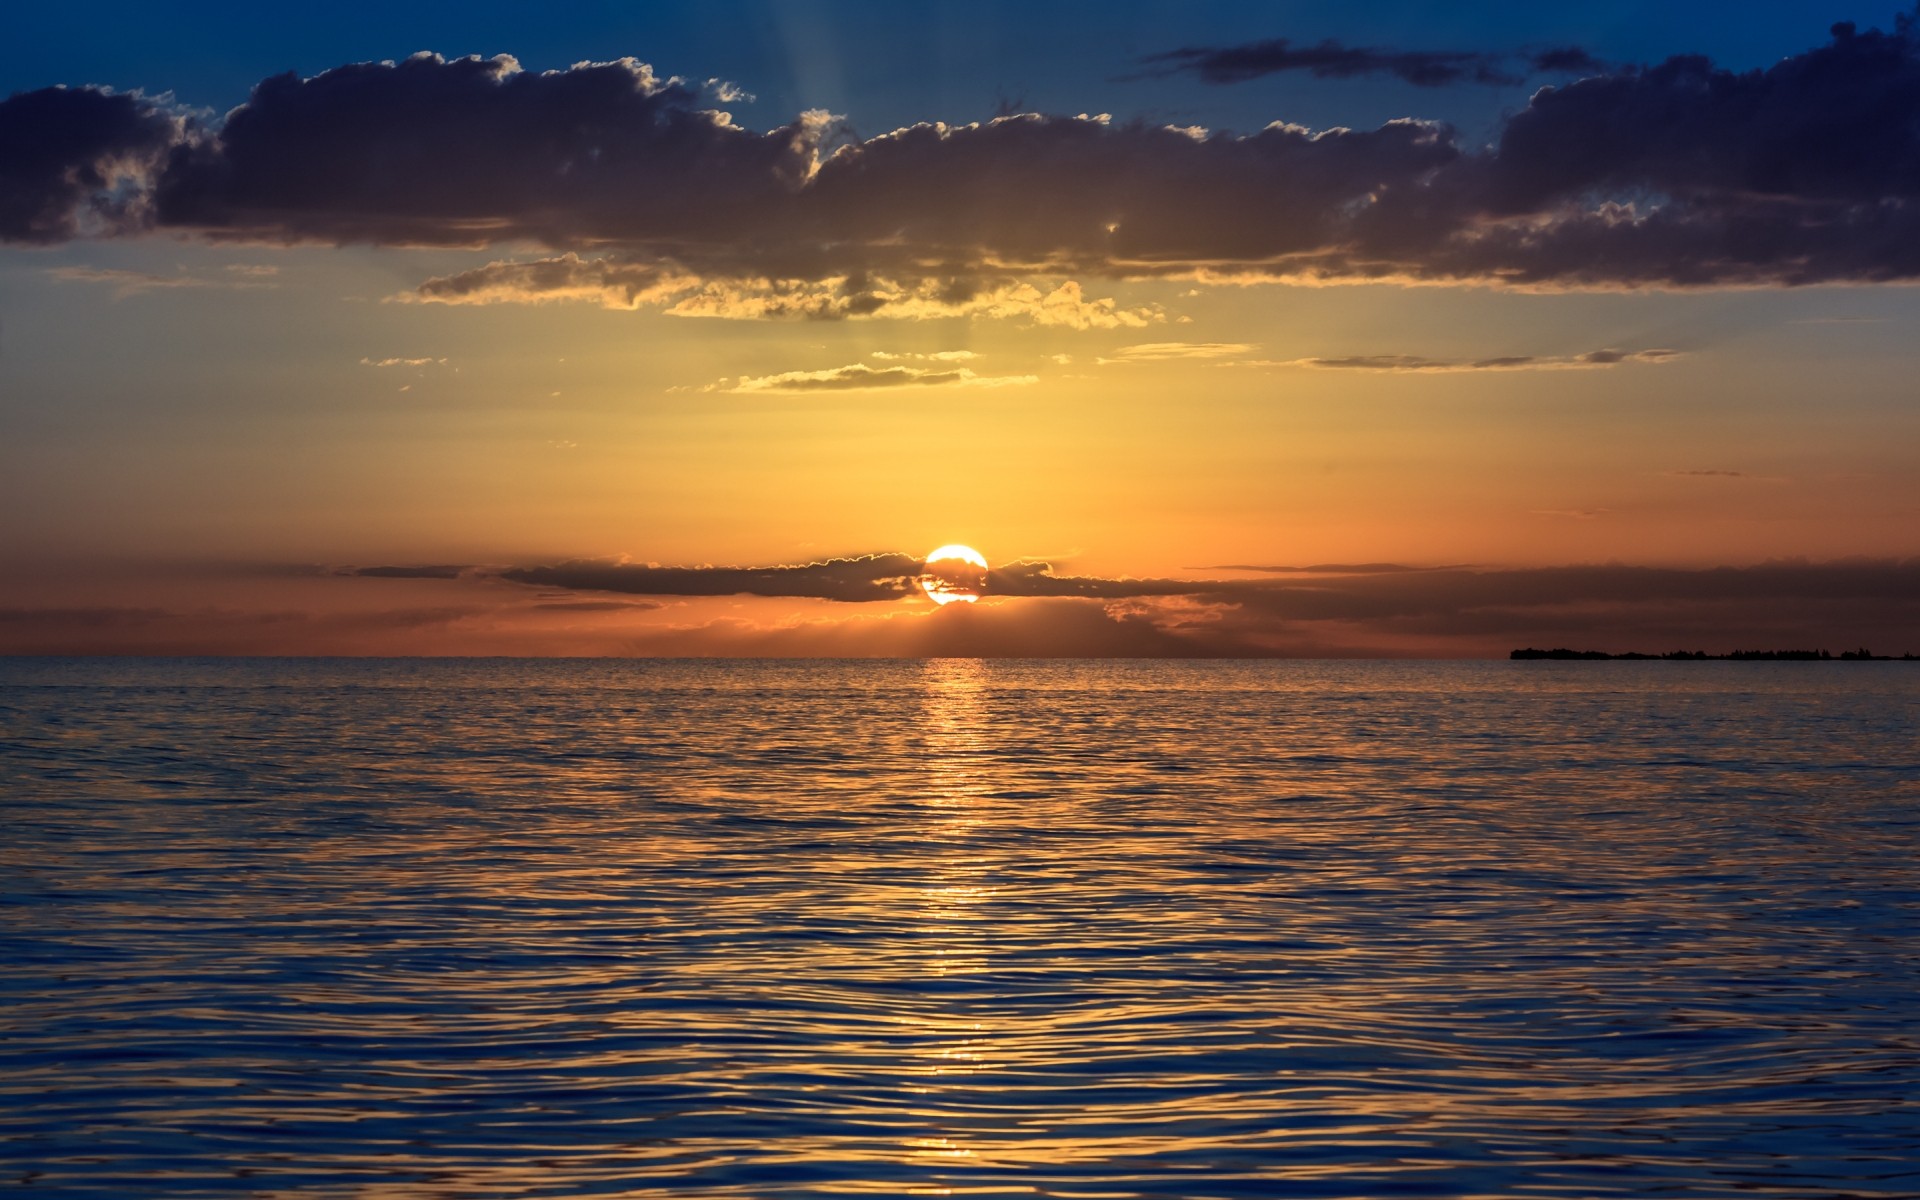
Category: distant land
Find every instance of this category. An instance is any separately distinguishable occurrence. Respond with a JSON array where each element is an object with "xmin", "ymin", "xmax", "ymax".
[{"xmin": 1511, "ymin": 648, "xmax": 1916, "ymax": 661}]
